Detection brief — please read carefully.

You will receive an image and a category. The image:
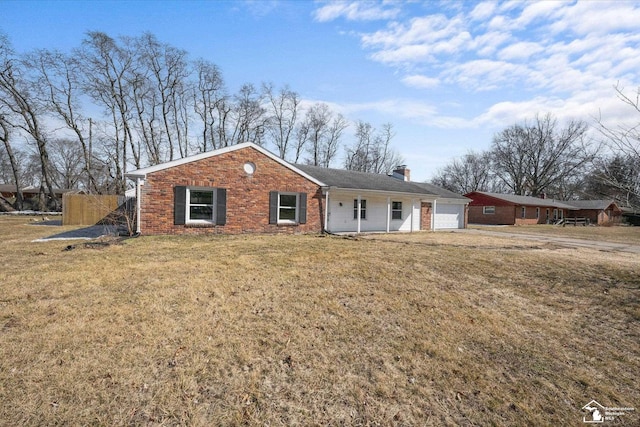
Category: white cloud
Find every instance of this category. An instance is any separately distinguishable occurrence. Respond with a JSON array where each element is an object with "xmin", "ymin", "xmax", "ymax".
[
  {"xmin": 362, "ymin": 14, "xmax": 465, "ymax": 49},
  {"xmin": 311, "ymin": 0, "xmax": 640, "ymax": 143},
  {"xmin": 470, "ymin": 2, "xmax": 496, "ymax": 21},
  {"xmin": 549, "ymin": 1, "xmax": 640, "ymax": 35},
  {"xmin": 498, "ymin": 41, "xmax": 544, "ymax": 61},
  {"xmin": 402, "ymin": 75, "xmax": 440, "ymax": 89},
  {"xmin": 313, "ymin": 1, "xmax": 400, "ymax": 22}
]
